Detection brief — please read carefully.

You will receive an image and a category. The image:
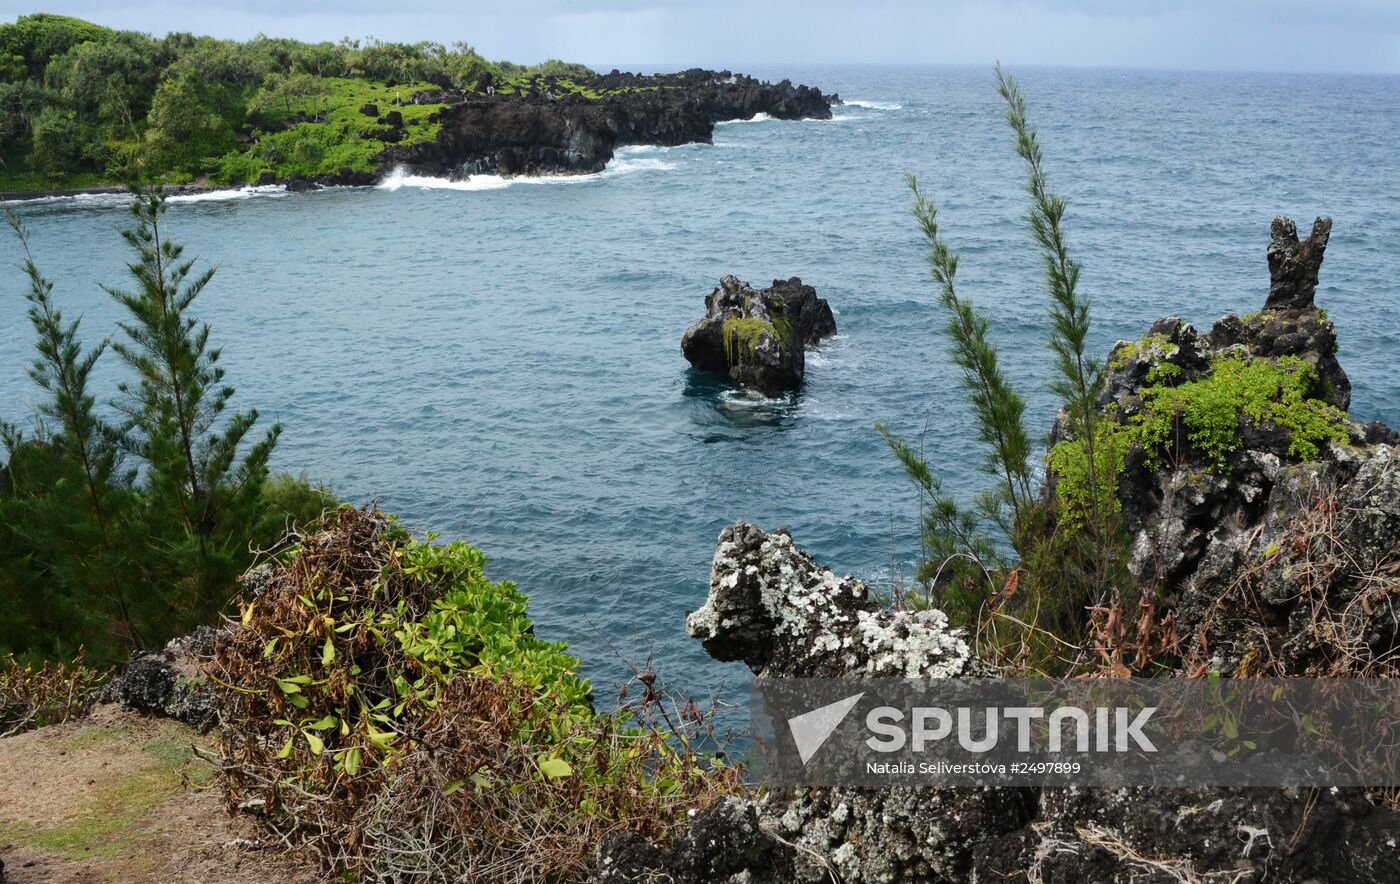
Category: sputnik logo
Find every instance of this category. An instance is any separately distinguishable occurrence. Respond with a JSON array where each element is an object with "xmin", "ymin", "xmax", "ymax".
[{"xmin": 787, "ymin": 692, "xmax": 864, "ymax": 764}]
